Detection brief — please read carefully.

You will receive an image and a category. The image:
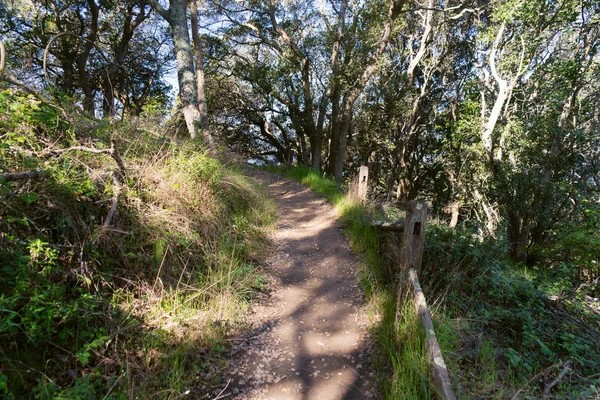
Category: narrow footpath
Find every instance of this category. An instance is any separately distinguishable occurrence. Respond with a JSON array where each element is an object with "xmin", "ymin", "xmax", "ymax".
[{"xmin": 216, "ymin": 171, "xmax": 377, "ymax": 400}]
